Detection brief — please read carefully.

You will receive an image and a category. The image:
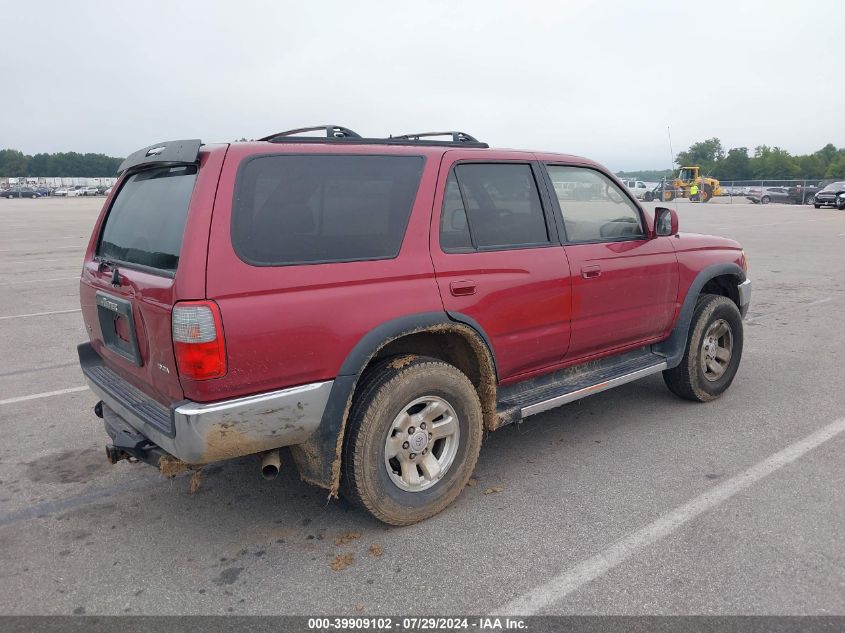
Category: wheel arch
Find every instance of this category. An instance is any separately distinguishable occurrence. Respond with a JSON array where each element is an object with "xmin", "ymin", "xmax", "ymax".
[
  {"xmin": 654, "ymin": 263, "xmax": 746, "ymax": 368},
  {"xmin": 289, "ymin": 311, "xmax": 498, "ymax": 495}
]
